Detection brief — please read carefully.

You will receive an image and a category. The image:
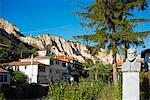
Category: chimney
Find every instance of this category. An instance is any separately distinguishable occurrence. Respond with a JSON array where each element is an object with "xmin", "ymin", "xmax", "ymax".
[{"xmin": 31, "ymin": 54, "xmax": 33, "ymax": 65}]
